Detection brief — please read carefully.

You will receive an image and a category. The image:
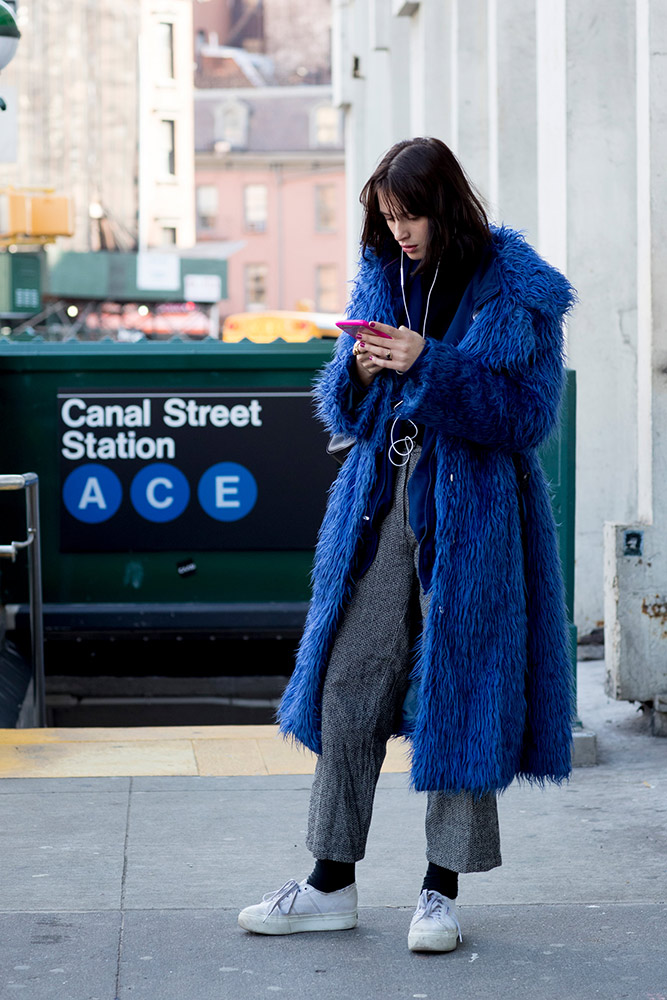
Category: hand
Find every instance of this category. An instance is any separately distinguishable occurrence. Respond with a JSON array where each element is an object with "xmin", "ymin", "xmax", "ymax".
[
  {"xmin": 355, "ymin": 322, "xmax": 426, "ymax": 374},
  {"xmin": 352, "ymin": 341, "xmax": 383, "ymax": 386}
]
